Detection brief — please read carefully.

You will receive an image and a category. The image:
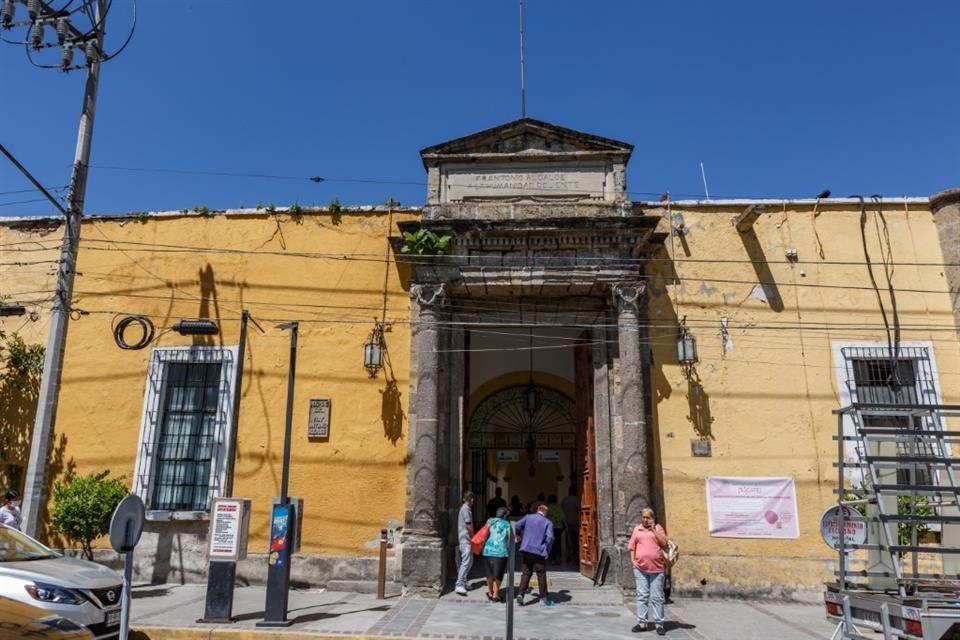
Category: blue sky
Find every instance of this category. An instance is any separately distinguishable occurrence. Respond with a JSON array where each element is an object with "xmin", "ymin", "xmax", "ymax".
[{"xmin": 1, "ymin": 1, "xmax": 958, "ymax": 216}]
